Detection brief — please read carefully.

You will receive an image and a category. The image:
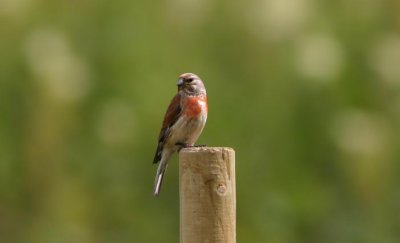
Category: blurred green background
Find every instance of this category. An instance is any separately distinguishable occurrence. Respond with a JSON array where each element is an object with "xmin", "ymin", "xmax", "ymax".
[{"xmin": 1, "ymin": 0, "xmax": 400, "ymax": 242}]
